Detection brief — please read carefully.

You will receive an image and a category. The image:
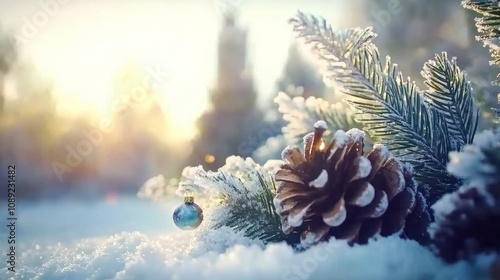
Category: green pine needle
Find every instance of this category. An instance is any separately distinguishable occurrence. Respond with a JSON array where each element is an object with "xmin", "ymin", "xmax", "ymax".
[{"xmin": 422, "ymin": 52, "xmax": 479, "ymax": 147}]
